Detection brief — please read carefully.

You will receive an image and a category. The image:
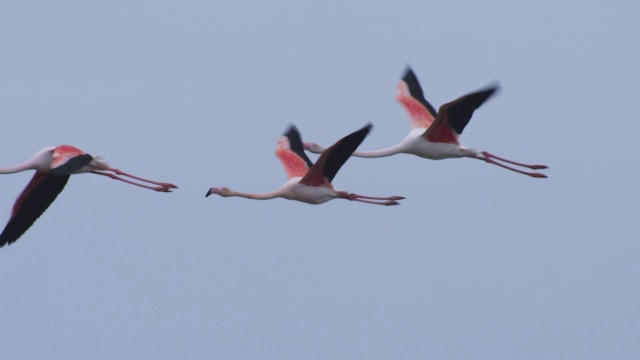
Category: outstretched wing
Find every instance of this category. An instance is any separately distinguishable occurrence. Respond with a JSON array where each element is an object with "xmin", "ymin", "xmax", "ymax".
[
  {"xmin": 0, "ymin": 171, "xmax": 70, "ymax": 247},
  {"xmin": 424, "ymin": 84, "xmax": 499, "ymax": 144},
  {"xmin": 275, "ymin": 125, "xmax": 314, "ymax": 179},
  {"xmin": 300, "ymin": 123, "xmax": 372, "ymax": 186},
  {"xmin": 396, "ymin": 67, "xmax": 438, "ymax": 129}
]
